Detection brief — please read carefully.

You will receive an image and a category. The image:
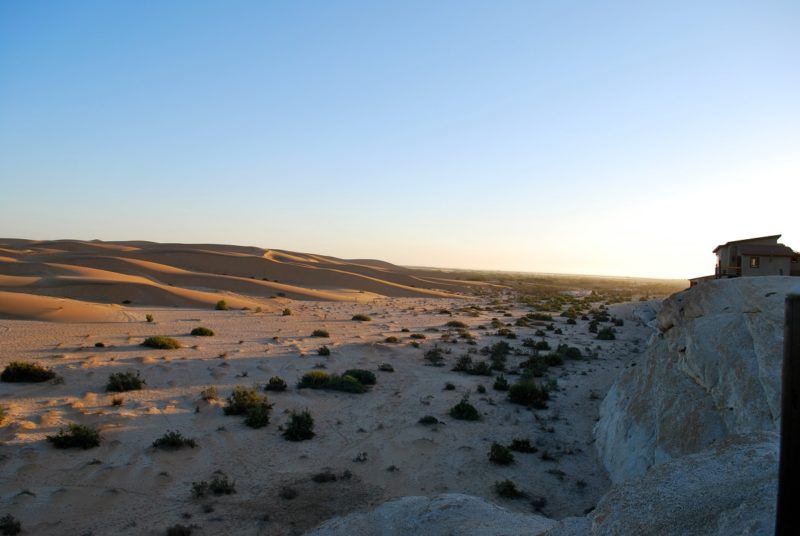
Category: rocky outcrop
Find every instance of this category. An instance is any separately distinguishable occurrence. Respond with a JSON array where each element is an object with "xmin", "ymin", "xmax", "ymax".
[
  {"xmin": 595, "ymin": 276, "xmax": 794, "ymax": 482},
  {"xmin": 306, "ymin": 493, "xmax": 556, "ymax": 536}
]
